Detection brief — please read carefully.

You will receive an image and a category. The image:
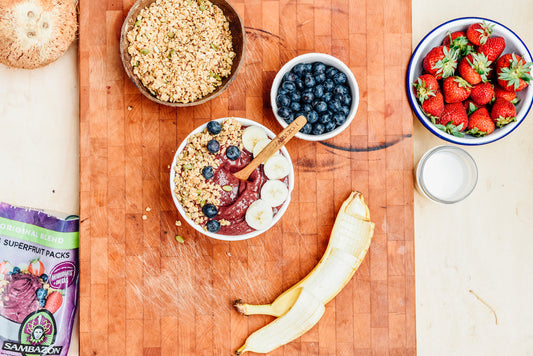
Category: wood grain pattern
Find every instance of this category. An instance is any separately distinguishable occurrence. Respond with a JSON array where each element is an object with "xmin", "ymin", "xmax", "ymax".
[{"xmin": 79, "ymin": 0, "xmax": 415, "ymax": 354}]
